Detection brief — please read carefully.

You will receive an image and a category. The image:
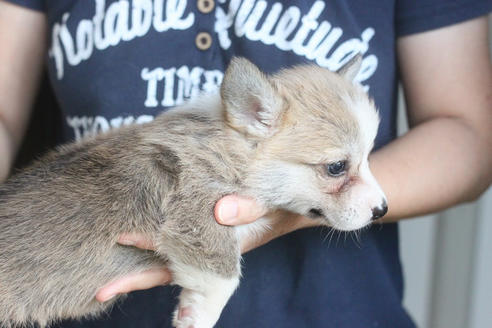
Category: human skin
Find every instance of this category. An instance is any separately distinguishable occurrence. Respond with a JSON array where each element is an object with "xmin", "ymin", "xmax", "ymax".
[
  {"xmin": 0, "ymin": 1, "xmax": 490, "ymax": 304},
  {"xmin": 0, "ymin": 1, "xmax": 46, "ymax": 182}
]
